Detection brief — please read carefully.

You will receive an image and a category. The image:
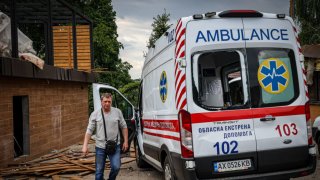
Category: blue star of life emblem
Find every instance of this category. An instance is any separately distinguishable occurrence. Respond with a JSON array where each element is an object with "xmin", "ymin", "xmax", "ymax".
[
  {"xmin": 160, "ymin": 71, "xmax": 167, "ymax": 102},
  {"xmin": 259, "ymin": 60, "xmax": 289, "ymax": 93}
]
